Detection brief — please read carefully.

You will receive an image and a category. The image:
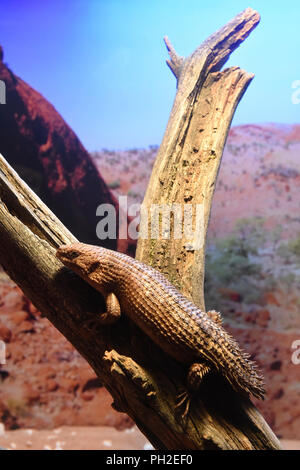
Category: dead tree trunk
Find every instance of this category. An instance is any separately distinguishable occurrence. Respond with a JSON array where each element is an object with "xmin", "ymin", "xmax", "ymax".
[
  {"xmin": 0, "ymin": 8, "xmax": 281, "ymax": 450},
  {"xmin": 137, "ymin": 7, "xmax": 260, "ymax": 310}
]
